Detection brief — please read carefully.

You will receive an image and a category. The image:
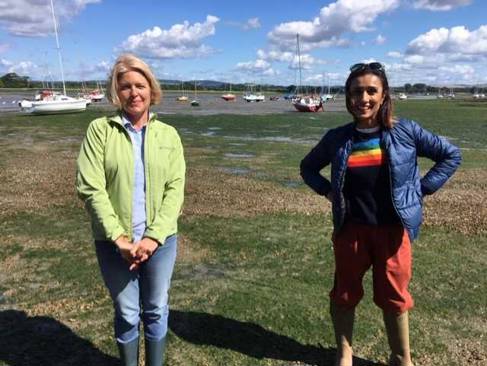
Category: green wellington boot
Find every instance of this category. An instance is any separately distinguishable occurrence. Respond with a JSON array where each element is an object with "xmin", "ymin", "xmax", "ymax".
[
  {"xmin": 383, "ymin": 311, "xmax": 413, "ymax": 366},
  {"xmin": 145, "ymin": 337, "xmax": 166, "ymax": 366},
  {"xmin": 330, "ymin": 302, "xmax": 355, "ymax": 366},
  {"xmin": 117, "ymin": 337, "xmax": 139, "ymax": 366}
]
